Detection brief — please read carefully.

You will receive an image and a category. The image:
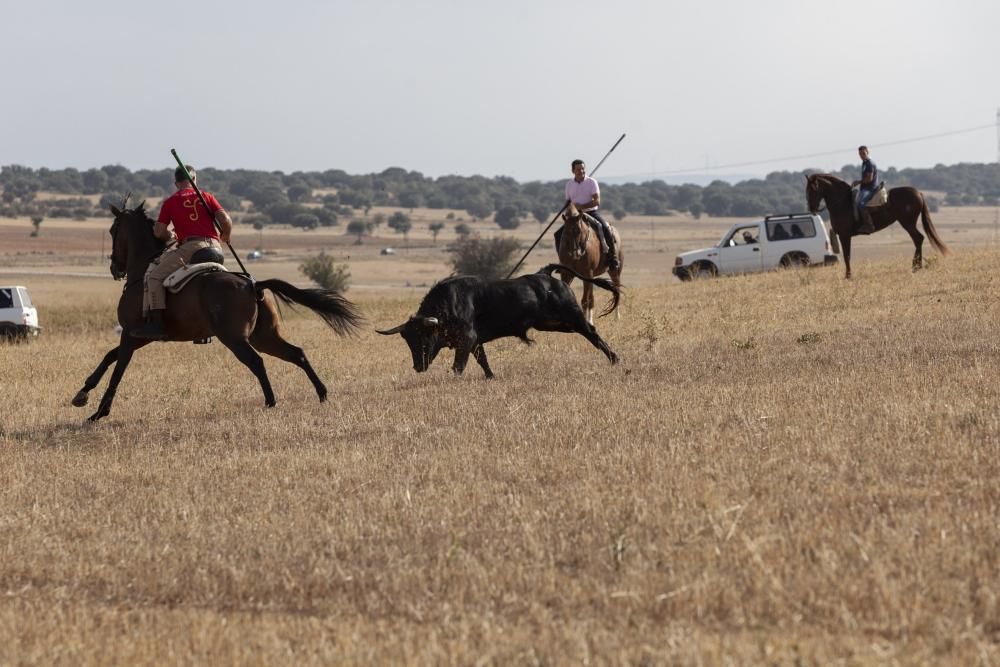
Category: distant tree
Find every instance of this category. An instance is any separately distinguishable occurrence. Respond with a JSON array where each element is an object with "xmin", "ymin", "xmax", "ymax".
[
  {"xmin": 612, "ymin": 208, "xmax": 627, "ymax": 221},
  {"xmin": 429, "ymin": 221, "xmax": 445, "ymax": 243},
  {"xmin": 454, "ymin": 222, "xmax": 472, "ymax": 238},
  {"xmin": 29, "ymin": 216, "xmax": 42, "ymax": 237},
  {"xmin": 370, "ymin": 212, "xmax": 386, "ymax": 230},
  {"xmin": 532, "ymin": 203, "xmax": 551, "ymax": 224},
  {"xmin": 299, "ymin": 251, "xmax": 350, "ymax": 291},
  {"xmin": 313, "ymin": 207, "xmax": 339, "ymax": 227},
  {"xmin": 494, "ymin": 205, "xmax": 521, "ymax": 230},
  {"xmin": 347, "ymin": 219, "xmax": 368, "ymax": 244},
  {"xmin": 446, "ymin": 212, "xmax": 456, "ymax": 220},
  {"xmin": 463, "ymin": 195, "xmax": 493, "ymax": 221},
  {"xmin": 287, "ymin": 184, "xmax": 313, "ymax": 203},
  {"xmin": 688, "ymin": 202, "xmax": 705, "ymax": 219},
  {"xmin": 387, "ymin": 211, "xmax": 412, "ymax": 244},
  {"xmin": 291, "ymin": 213, "xmax": 320, "ymax": 230},
  {"xmin": 449, "ymin": 236, "xmax": 520, "ymax": 281}
]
